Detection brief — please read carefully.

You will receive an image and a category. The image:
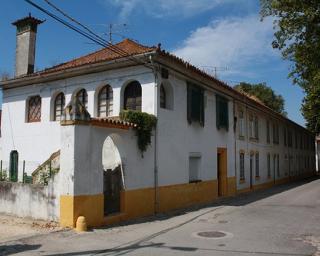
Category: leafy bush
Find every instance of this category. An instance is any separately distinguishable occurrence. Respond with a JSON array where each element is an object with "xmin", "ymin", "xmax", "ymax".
[
  {"xmin": 0, "ymin": 169, "xmax": 8, "ymax": 181},
  {"xmin": 120, "ymin": 110, "xmax": 157, "ymax": 156}
]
